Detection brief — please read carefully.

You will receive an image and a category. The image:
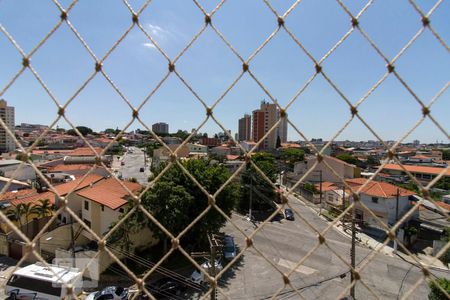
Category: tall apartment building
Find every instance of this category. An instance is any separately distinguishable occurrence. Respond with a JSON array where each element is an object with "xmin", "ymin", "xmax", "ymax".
[
  {"xmin": 238, "ymin": 114, "xmax": 251, "ymax": 141},
  {"xmin": 152, "ymin": 122, "xmax": 169, "ymax": 134},
  {"xmin": 252, "ymin": 101, "xmax": 287, "ymax": 150},
  {"xmin": 0, "ymin": 99, "xmax": 15, "ymax": 153}
]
